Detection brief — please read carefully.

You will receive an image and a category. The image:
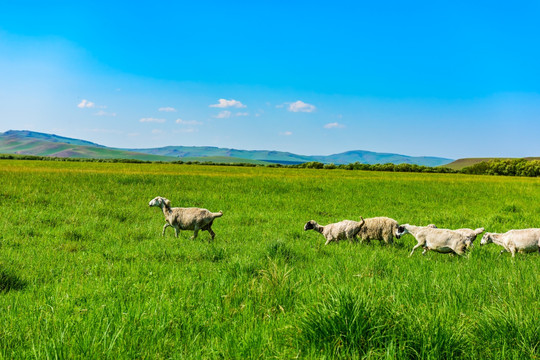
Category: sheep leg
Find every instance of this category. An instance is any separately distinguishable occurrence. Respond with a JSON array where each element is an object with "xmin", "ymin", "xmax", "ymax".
[
  {"xmin": 191, "ymin": 226, "xmax": 200, "ymax": 240},
  {"xmin": 454, "ymin": 246, "xmax": 465, "ymax": 256},
  {"xmin": 207, "ymin": 227, "xmax": 216, "ymax": 241},
  {"xmin": 324, "ymin": 238, "xmax": 333, "ymax": 245},
  {"xmin": 162, "ymin": 223, "xmax": 171, "ymax": 236},
  {"xmin": 174, "ymin": 225, "xmax": 180, "ymax": 238},
  {"xmin": 409, "ymin": 242, "xmax": 423, "ymax": 257}
]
